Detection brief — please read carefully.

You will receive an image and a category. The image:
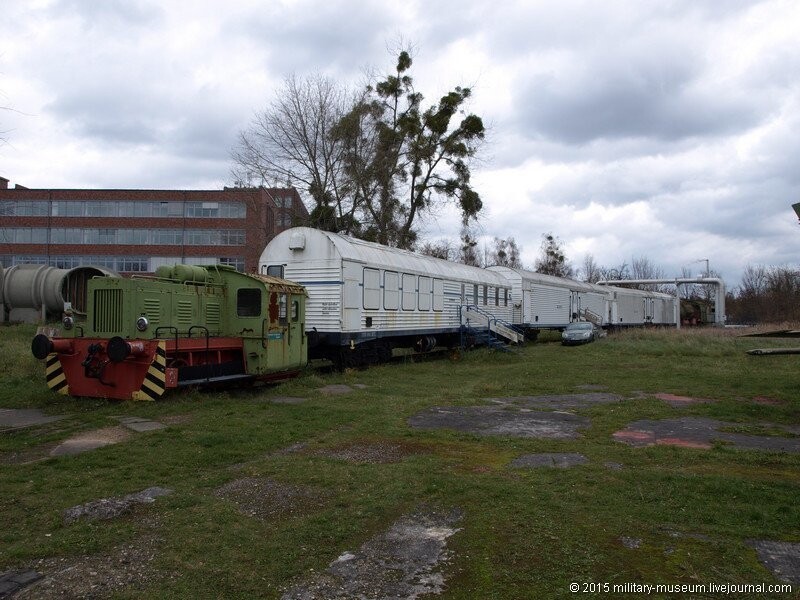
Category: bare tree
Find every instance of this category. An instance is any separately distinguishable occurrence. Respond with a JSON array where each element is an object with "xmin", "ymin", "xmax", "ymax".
[
  {"xmin": 418, "ymin": 238, "xmax": 455, "ymax": 261},
  {"xmin": 459, "ymin": 224, "xmax": 481, "ymax": 266},
  {"xmin": 534, "ymin": 233, "xmax": 573, "ymax": 277},
  {"xmin": 489, "ymin": 237, "xmax": 522, "ymax": 268},
  {"xmin": 231, "ymin": 74, "xmax": 356, "ymax": 232},
  {"xmin": 579, "ymin": 253, "xmax": 602, "ymax": 283}
]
